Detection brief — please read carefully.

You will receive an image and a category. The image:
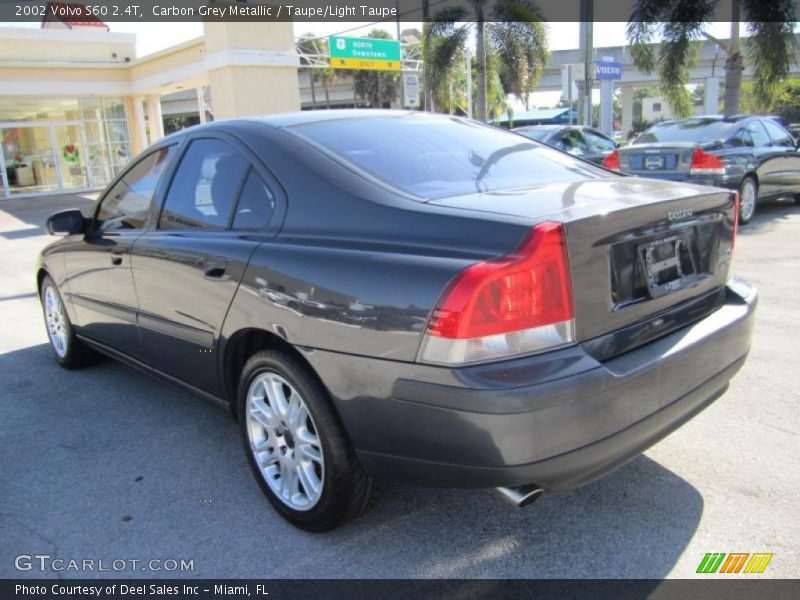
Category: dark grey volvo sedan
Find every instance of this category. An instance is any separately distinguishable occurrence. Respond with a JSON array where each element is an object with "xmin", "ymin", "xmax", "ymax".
[{"xmin": 38, "ymin": 111, "xmax": 756, "ymax": 531}]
